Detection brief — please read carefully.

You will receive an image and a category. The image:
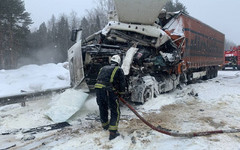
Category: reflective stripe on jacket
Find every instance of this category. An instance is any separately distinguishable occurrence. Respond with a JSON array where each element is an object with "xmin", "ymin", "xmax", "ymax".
[{"xmin": 95, "ymin": 64, "xmax": 125, "ymax": 93}]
